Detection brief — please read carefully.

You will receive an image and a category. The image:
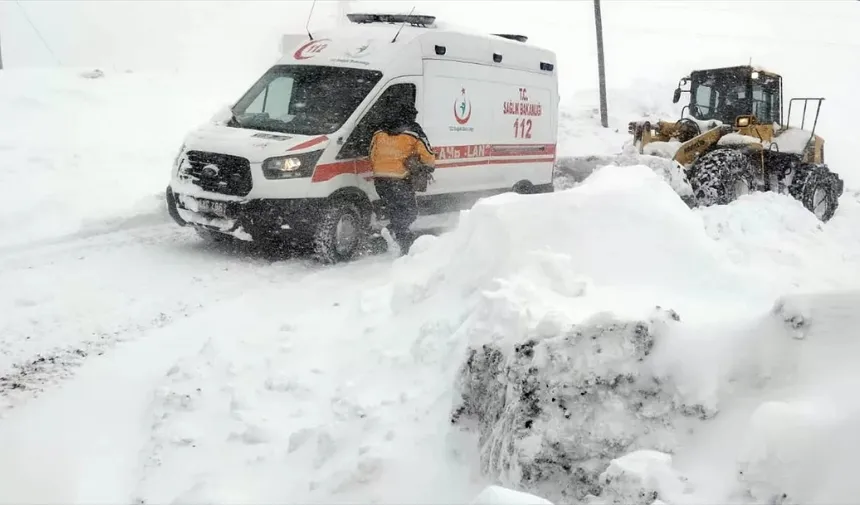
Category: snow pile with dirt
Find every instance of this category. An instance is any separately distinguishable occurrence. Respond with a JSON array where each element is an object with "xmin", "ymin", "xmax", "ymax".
[{"xmin": 452, "ymin": 307, "xmax": 692, "ymax": 503}]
